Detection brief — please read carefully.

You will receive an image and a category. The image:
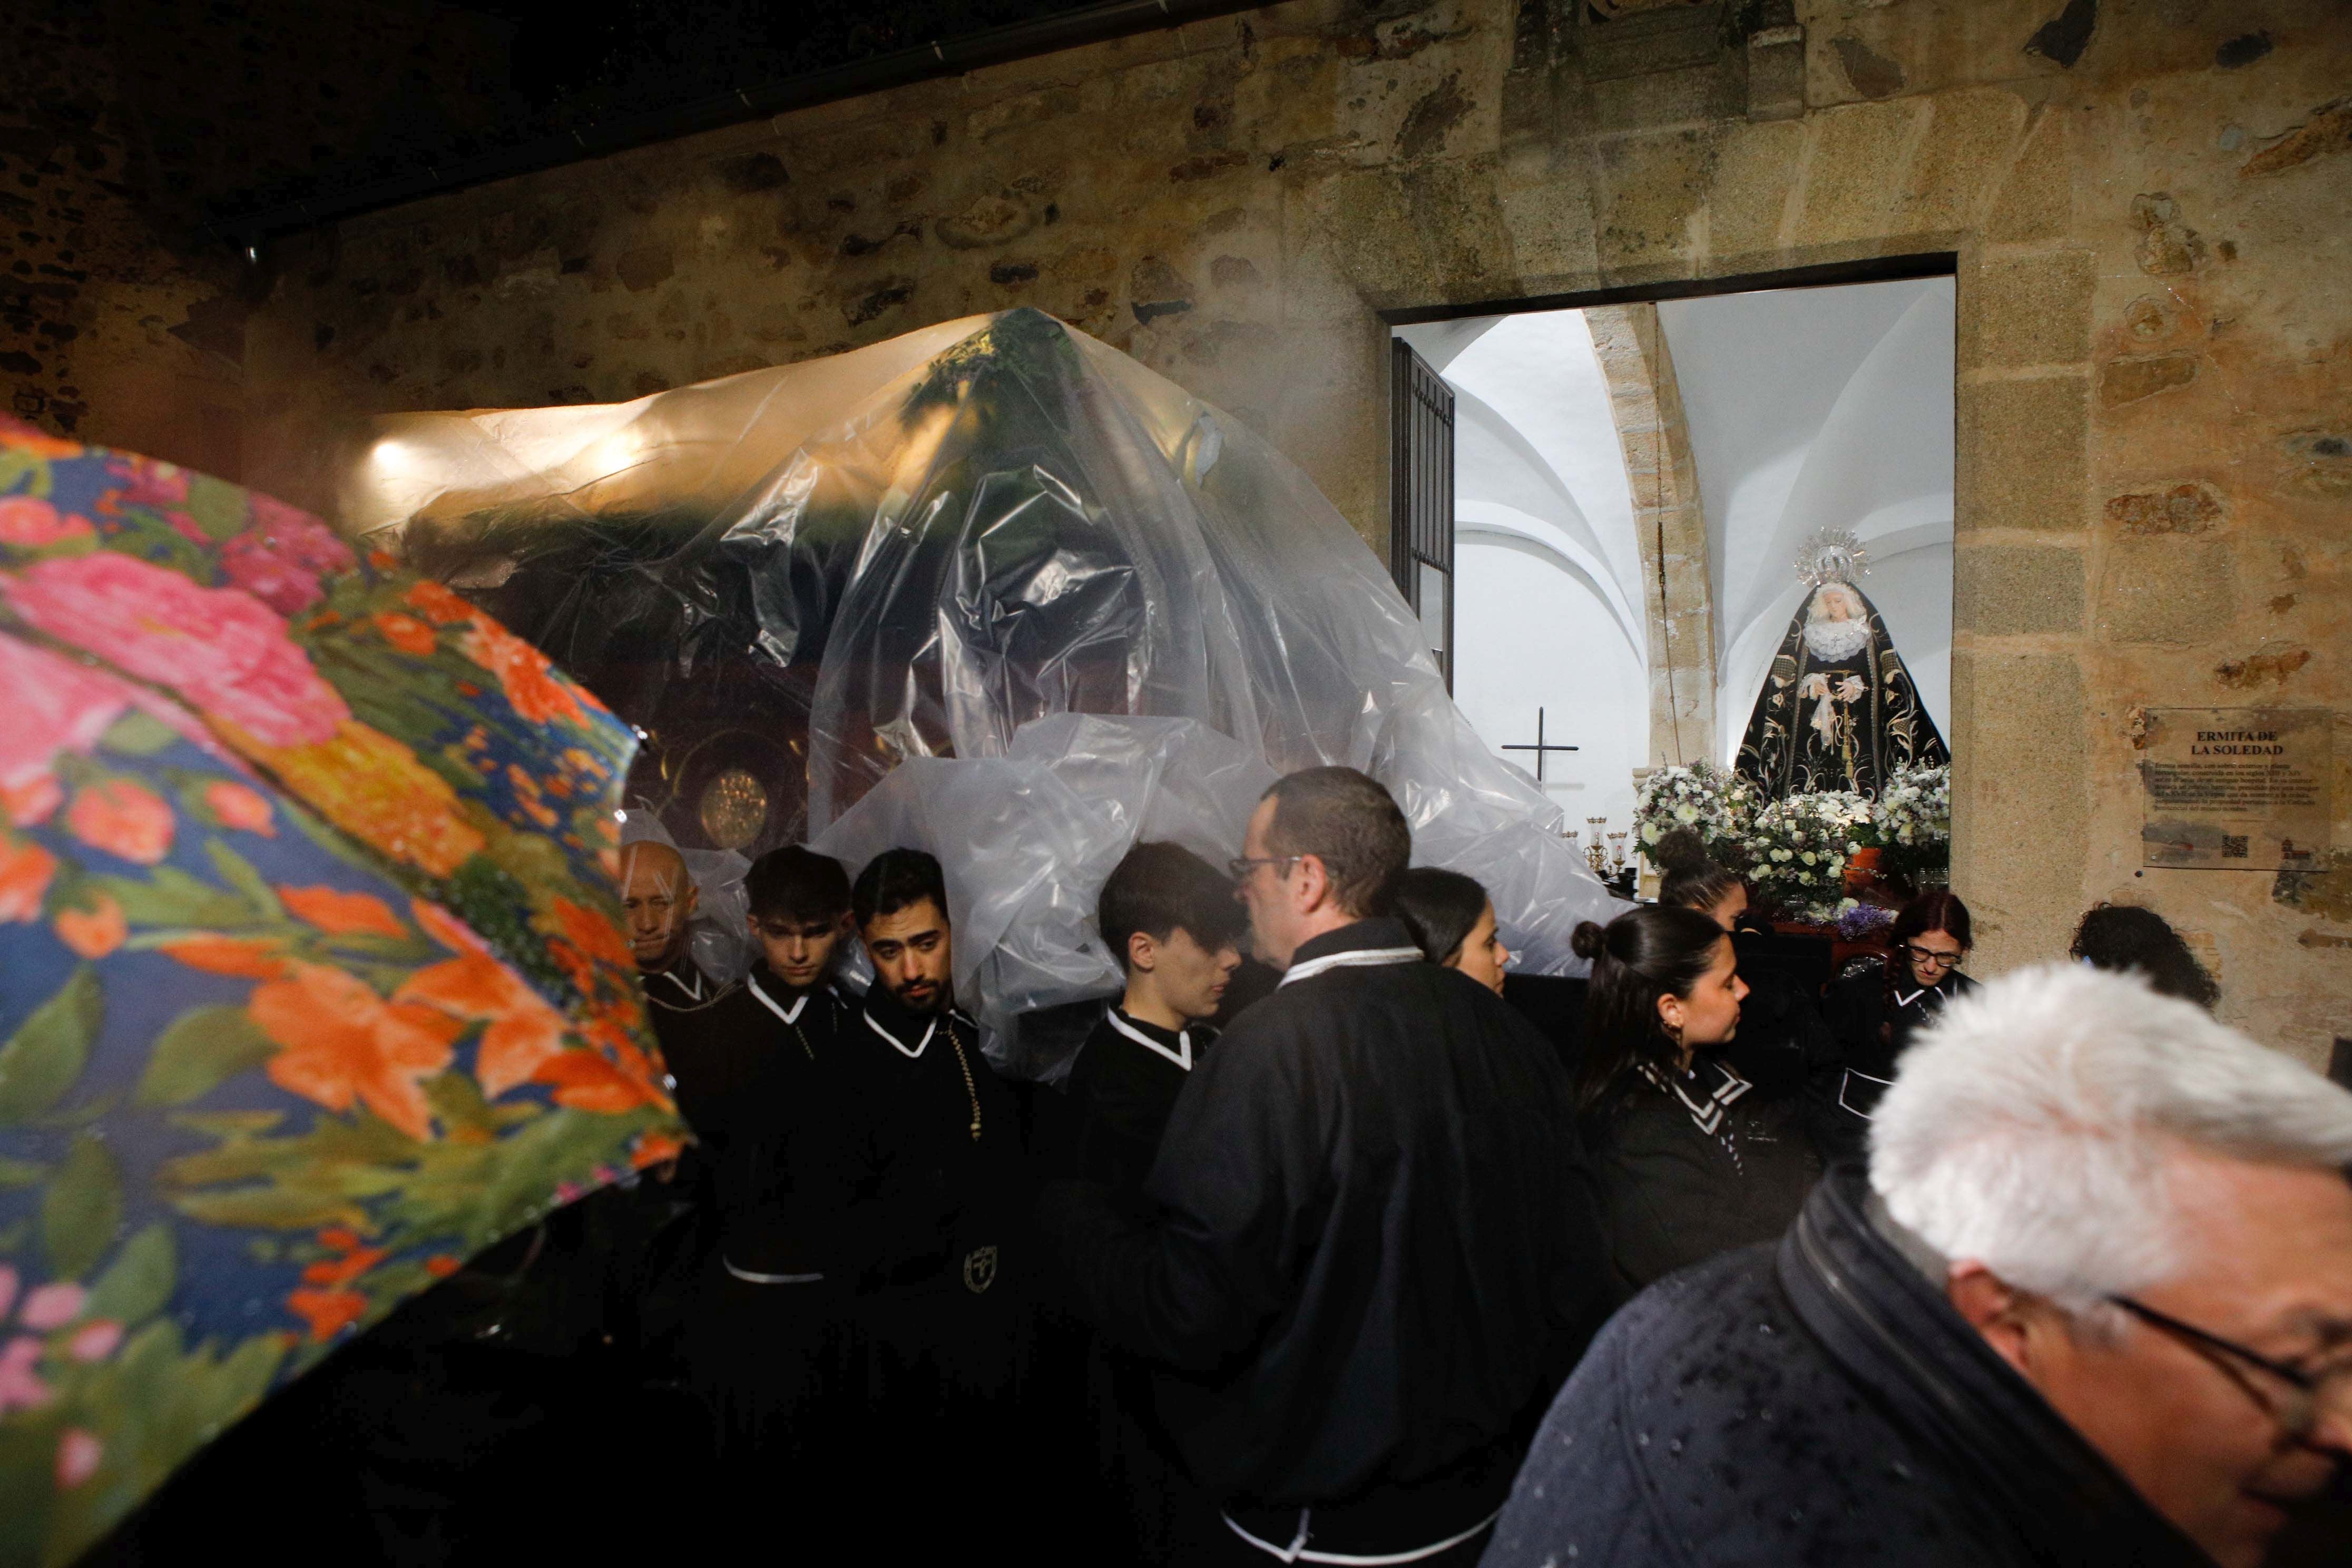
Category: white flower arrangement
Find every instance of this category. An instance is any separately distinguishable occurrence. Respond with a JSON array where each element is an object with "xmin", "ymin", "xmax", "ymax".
[
  {"xmin": 1745, "ymin": 790, "xmax": 1870, "ymax": 923},
  {"xmin": 1874, "ymin": 763, "xmax": 1951, "ymax": 849},
  {"xmin": 1633, "ymin": 760, "xmax": 1753, "ymax": 864}
]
